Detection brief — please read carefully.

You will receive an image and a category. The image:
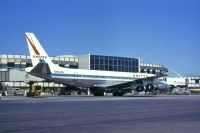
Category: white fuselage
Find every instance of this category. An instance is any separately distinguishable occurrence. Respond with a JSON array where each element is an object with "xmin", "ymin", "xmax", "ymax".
[{"xmin": 26, "ymin": 65, "xmax": 155, "ymax": 88}]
